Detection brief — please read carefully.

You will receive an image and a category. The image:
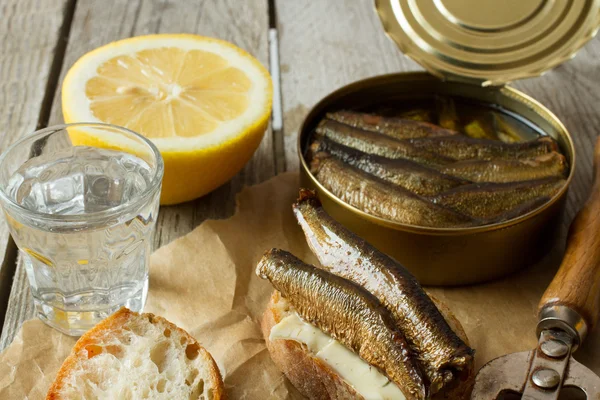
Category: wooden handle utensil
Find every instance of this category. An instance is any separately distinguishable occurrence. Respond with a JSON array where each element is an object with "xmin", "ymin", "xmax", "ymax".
[
  {"xmin": 539, "ymin": 136, "xmax": 600, "ymax": 340},
  {"xmin": 472, "ymin": 137, "xmax": 600, "ymax": 399}
]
